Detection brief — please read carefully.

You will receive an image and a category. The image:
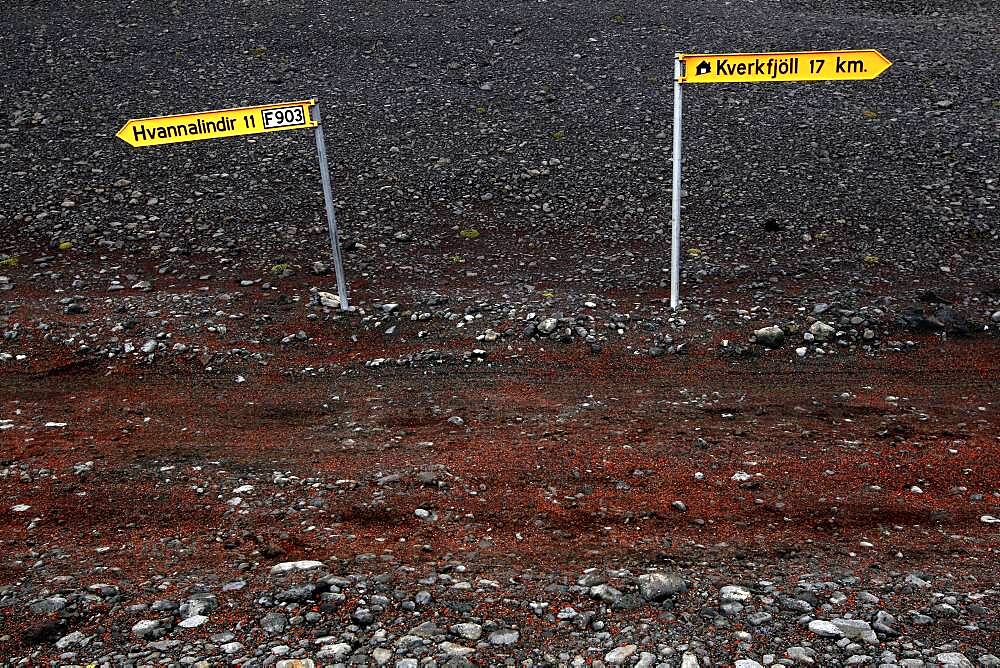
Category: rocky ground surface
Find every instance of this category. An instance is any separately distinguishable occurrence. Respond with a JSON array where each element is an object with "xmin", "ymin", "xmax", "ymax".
[{"xmin": 2, "ymin": 0, "xmax": 999, "ymax": 666}]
